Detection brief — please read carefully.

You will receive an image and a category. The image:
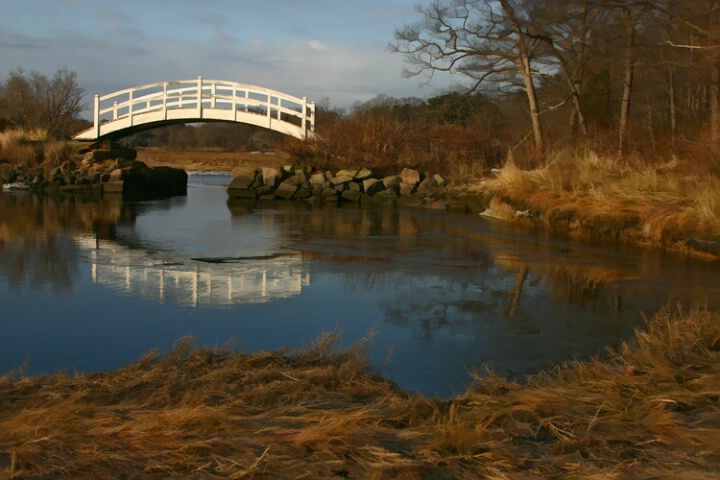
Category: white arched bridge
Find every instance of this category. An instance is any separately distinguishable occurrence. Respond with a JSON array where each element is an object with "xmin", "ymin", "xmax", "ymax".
[{"xmin": 73, "ymin": 77, "xmax": 316, "ymax": 141}]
